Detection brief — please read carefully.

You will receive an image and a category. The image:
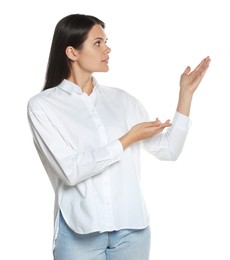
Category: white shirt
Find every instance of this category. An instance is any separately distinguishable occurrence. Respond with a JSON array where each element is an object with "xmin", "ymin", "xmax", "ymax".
[{"xmin": 27, "ymin": 79, "xmax": 191, "ymax": 239}]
